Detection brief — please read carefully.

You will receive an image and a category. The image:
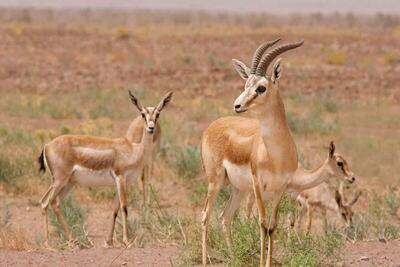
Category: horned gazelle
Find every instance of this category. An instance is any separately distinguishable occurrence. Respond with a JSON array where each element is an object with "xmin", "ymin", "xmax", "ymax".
[
  {"xmin": 201, "ymin": 39, "xmax": 307, "ymax": 267},
  {"xmin": 223, "ymin": 141, "xmax": 357, "ymax": 245},
  {"xmin": 38, "ymin": 91, "xmax": 173, "ymax": 247}
]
